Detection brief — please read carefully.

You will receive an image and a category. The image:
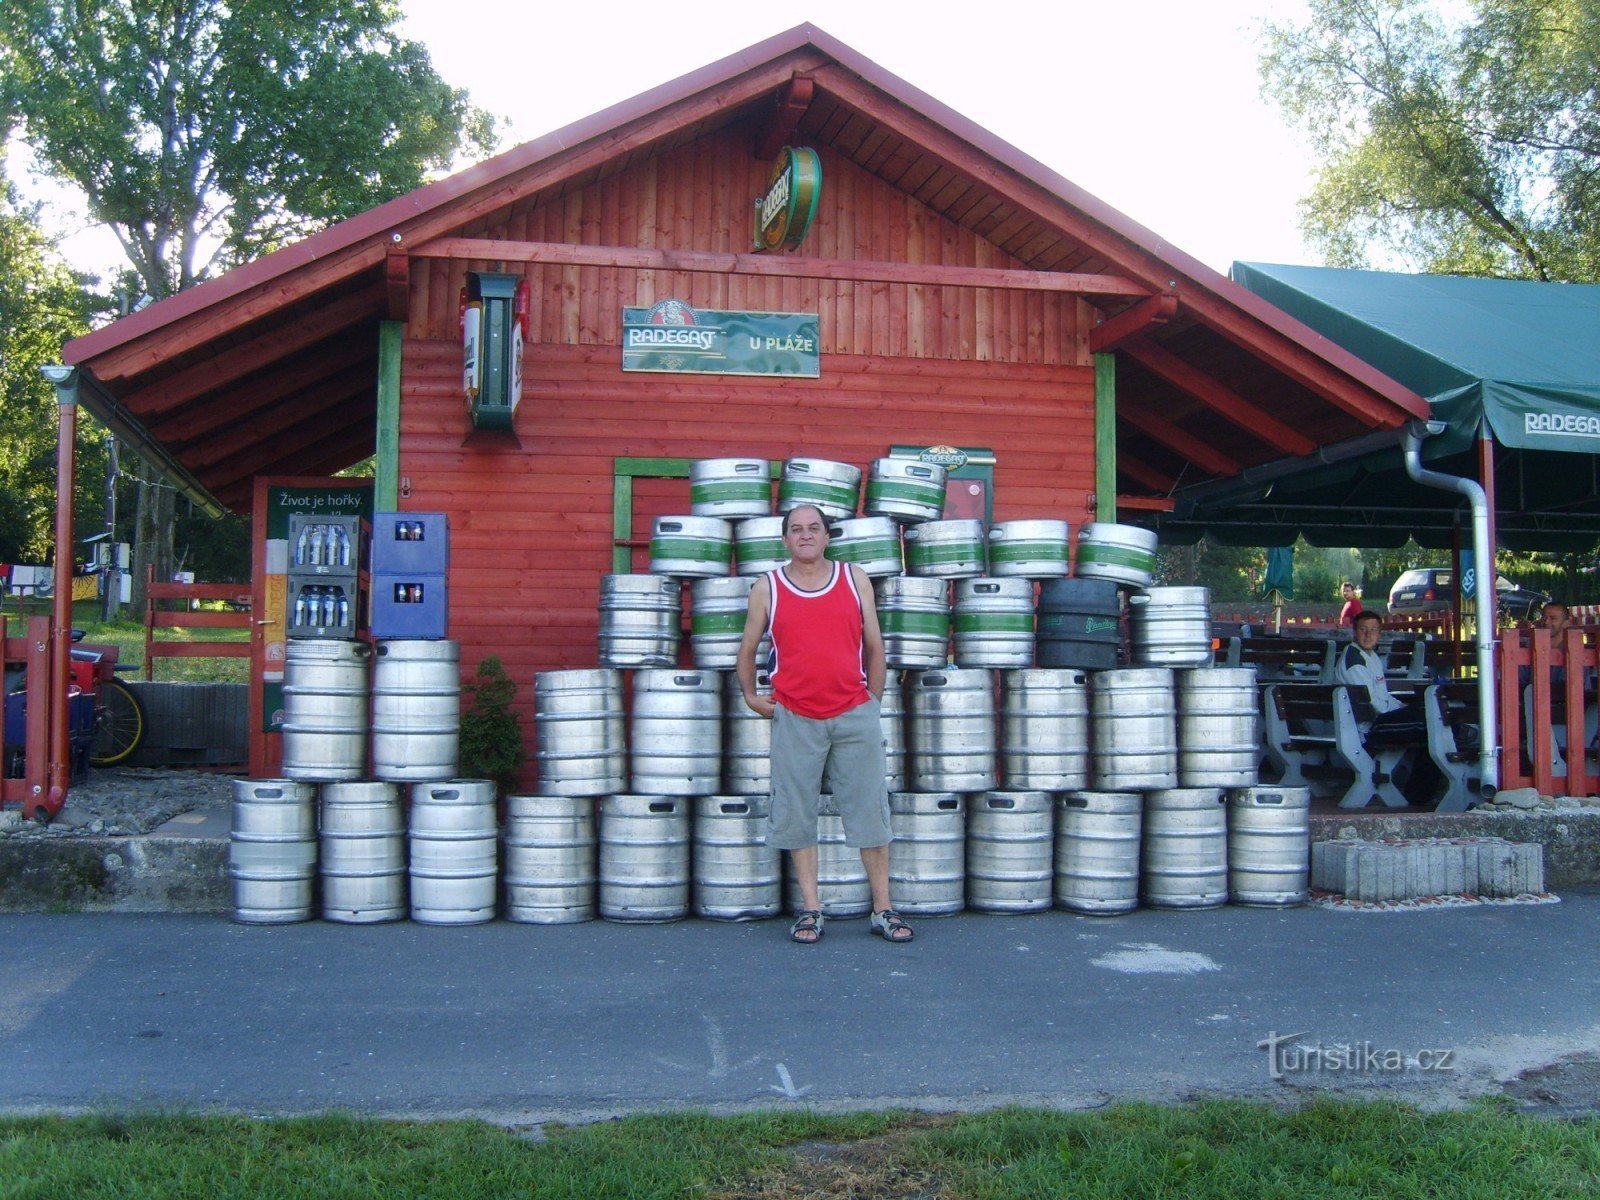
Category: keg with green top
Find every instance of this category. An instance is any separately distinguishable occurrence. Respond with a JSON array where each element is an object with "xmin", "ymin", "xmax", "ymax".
[
  {"xmin": 987, "ymin": 520, "xmax": 1070, "ymax": 578},
  {"xmin": 734, "ymin": 516, "xmax": 787, "ymax": 576},
  {"xmin": 865, "ymin": 458, "xmax": 946, "ymax": 524},
  {"xmin": 689, "ymin": 458, "xmax": 771, "ymax": 518},
  {"xmin": 1075, "ymin": 522, "xmax": 1158, "ymax": 588},
  {"xmin": 777, "ymin": 457, "xmax": 861, "ymax": 522},
  {"xmin": 904, "ymin": 519, "xmax": 985, "ymax": 578},
  {"xmin": 875, "ymin": 575, "xmax": 950, "ymax": 669},
  {"xmin": 826, "ymin": 516, "xmax": 903, "ymax": 577},
  {"xmin": 690, "ymin": 576, "xmax": 767, "ymax": 669},
  {"xmin": 649, "ymin": 515, "xmax": 733, "ymax": 578},
  {"xmin": 953, "ymin": 577, "xmax": 1035, "ymax": 668}
]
